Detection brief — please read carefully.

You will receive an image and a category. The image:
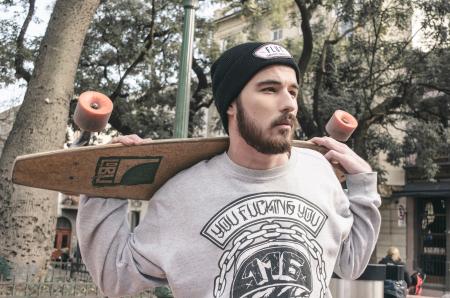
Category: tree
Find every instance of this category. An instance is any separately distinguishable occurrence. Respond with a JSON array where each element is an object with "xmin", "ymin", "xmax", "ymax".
[
  {"xmin": 0, "ymin": 0, "xmax": 101, "ymax": 279},
  {"xmin": 298, "ymin": 0, "xmax": 450, "ymax": 180}
]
